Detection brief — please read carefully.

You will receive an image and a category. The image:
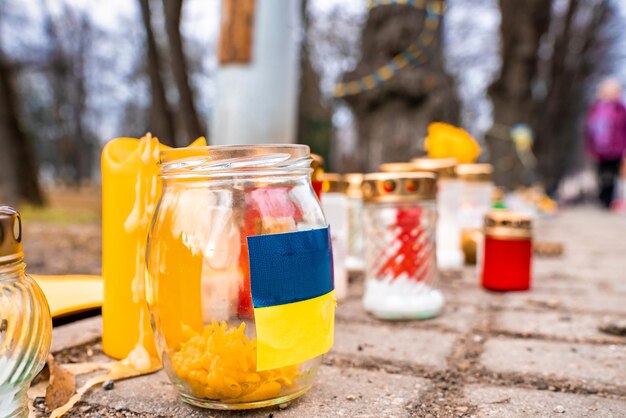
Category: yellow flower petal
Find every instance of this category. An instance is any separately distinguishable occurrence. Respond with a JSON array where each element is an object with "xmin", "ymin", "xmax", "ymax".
[{"xmin": 424, "ymin": 122, "xmax": 480, "ymax": 163}]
